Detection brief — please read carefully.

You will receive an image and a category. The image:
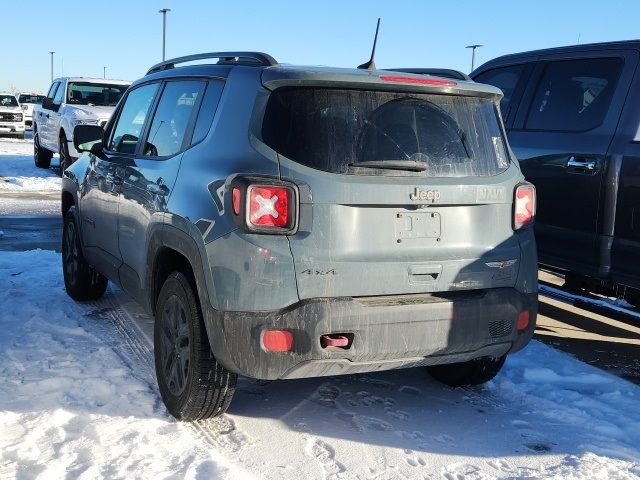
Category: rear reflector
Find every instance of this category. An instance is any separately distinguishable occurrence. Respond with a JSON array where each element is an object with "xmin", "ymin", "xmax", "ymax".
[
  {"xmin": 517, "ymin": 311, "xmax": 530, "ymax": 331},
  {"xmin": 514, "ymin": 183, "xmax": 536, "ymax": 230},
  {"xmin": 232, "ymin": 187, "xmax": 241, "ymax": 215},
  {"xmin": 248, "ymin": 185, "xmax": 290, "ymax": 227},
  {"xmin": 379, "ymin": 75, "xmax": 457, "ymax": 87},
  {"xmin": 263, "ymin": 330, "xmax": 293, "ymax": 352}
]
